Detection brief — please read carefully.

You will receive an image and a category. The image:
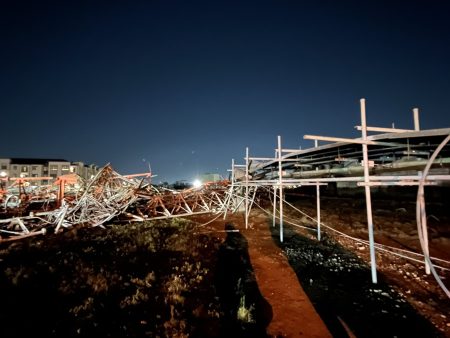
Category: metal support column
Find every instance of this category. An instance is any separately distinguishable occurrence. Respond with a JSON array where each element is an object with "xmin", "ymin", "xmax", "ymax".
[
  {"xmin": 245, "ymin": 147, "xmax": 249, "ymax": 229},
  {"xmin": 418, "ymin": 172, "xmax": 431, "ymax": 274},
  {"xmin": 413, "ymin": 108, "xmax": 420, "ymax": 131},
  {"xmin": 223, "ymin": 158, "xmax": 235, "ymax": 219},
  {"xmin": 278, "ymin": 136, "xmax": 284, "ymax": 242},
  {"xmin": 273, "ymin": 186, "xmax": 277, "ymax": 227},
  {"xmin": 361, "ymin": 98, "xmax": 377, "ymax": 284},
  {"xmin": 315, "ymin": 144, "xmax": 321, "ymax": 241},
  {"xmin": 316, "ymin": 183, "xmax": 321, "ymax": 241}
]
